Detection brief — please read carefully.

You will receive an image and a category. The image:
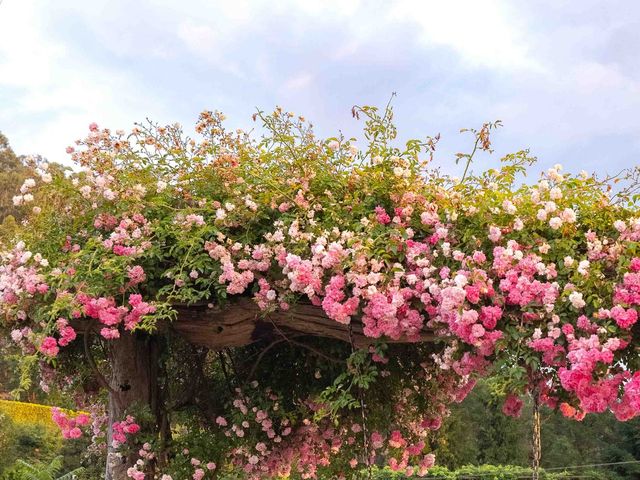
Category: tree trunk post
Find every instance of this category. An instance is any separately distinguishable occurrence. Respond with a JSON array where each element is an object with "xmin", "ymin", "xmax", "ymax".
[{"xmin": 105, "ymin": 333, "xmax": 155, "ymax": 480}]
